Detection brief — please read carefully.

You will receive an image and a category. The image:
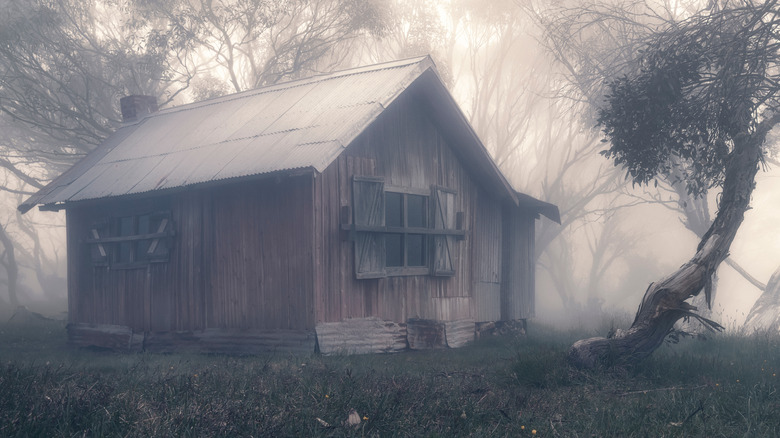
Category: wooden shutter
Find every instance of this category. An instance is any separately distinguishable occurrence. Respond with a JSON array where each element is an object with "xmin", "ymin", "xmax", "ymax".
[
  {"xmin": 432, "ymin": 187, "xmax": 456, "ymax": 276},
  {"xmin": 352, "ymin": 176, "xmax": 386, "ymax": 279},
  {"xmin": 89, "ymin": 220, "xmax": 109, "ymax": 266}
]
